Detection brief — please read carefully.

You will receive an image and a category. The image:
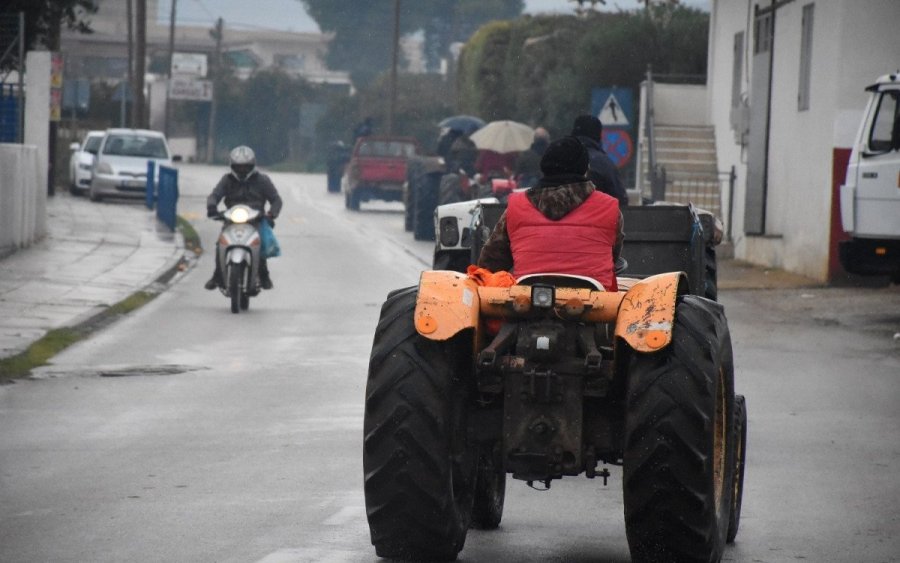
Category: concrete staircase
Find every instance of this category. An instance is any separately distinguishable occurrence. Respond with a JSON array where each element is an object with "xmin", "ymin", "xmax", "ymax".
[{"xmin": 641, "ymin": 125, "xmax": 722, "ymax": 217}]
